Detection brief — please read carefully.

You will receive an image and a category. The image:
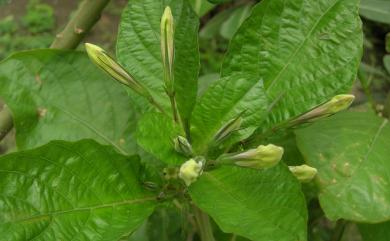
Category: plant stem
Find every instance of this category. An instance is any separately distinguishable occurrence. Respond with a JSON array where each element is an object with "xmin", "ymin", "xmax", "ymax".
[
  {"xmin": 169, "ymin": 94, "xmax": 179, "ymax": 123},
  {"xmin": 193, "ymin": 205, "xmax": 216, "ymax": 241},
  {"xmin": 330, "ymin": 219, "xmax": 347, "ymax": 241},
  {"xmin": 0, "ymin": 0, "xmax": 111, "ymax": 143},
  {"xmin": 0, "ymin": 106, "xmax": 13, "ymax": 141},
  {"xmin": 51, "ymin": 0, "xmax": 111, "ymax": 49}
]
